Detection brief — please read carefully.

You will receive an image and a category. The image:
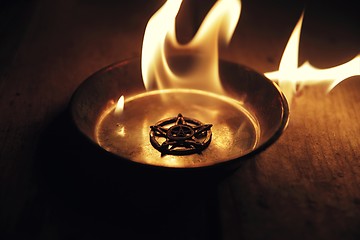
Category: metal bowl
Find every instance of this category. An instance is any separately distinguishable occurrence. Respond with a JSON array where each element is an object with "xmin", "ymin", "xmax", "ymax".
[{"xmin": 70, "ymin": 56, "xmax": 289, "ymax": 170}]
